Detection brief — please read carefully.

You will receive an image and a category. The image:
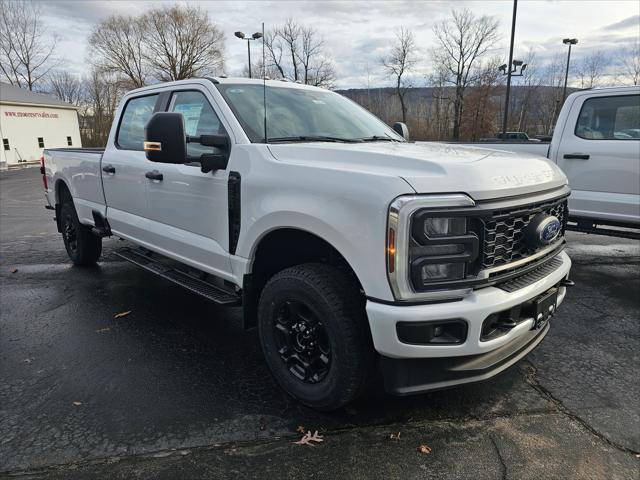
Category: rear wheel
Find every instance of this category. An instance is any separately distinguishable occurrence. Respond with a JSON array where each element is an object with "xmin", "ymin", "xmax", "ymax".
[
  {"xmin": 258, "ymin": 263, "xmax": 374, "ymax": 411},
  {"xmin": 60, "ymin": 199, "xmax": 102, "ymax": 266}
]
